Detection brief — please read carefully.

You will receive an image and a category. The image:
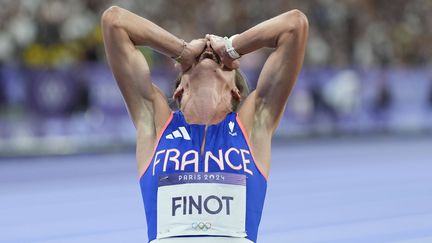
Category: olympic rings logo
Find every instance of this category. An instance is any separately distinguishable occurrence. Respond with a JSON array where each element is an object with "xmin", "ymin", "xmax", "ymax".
[{"xmin": 192, "ymin": 222, "xmax": 212, "ymax": 231}]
